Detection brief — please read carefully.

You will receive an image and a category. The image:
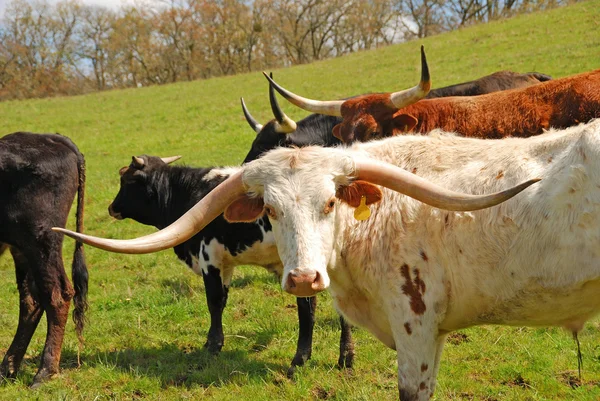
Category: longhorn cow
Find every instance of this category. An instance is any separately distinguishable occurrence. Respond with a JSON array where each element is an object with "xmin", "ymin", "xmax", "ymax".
[{"xmin": 55, "ymin": 118, "xmax": 600, "ymax": 399}]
